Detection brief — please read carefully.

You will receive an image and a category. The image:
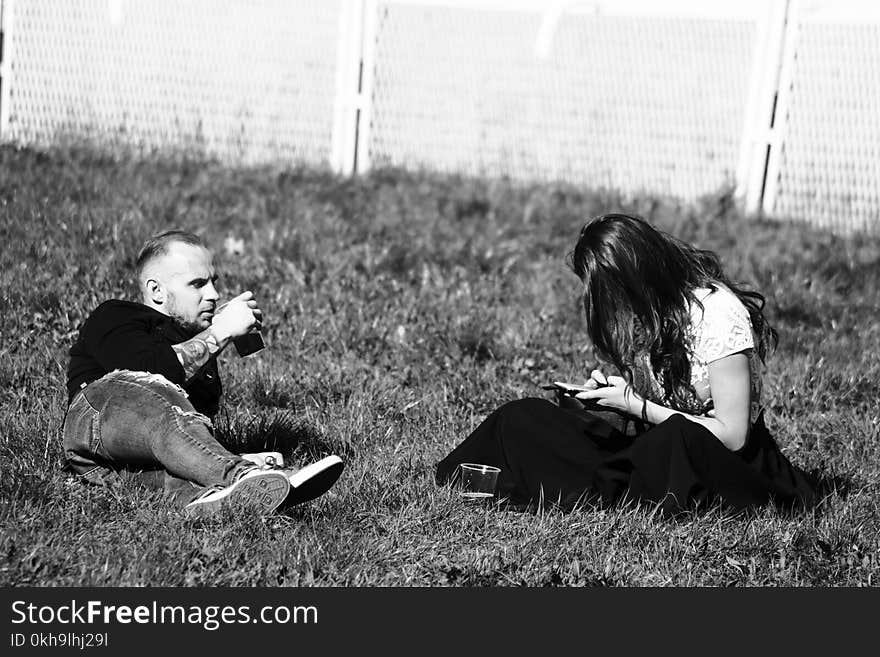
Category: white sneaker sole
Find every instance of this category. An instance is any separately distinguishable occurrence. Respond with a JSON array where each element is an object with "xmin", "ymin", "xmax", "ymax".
[
  {"xmin": 282, "ymin": 455, "xmax": 344, "ymax": 508},
  {"xmin": 185, "ymin": 471, "xmax": 290, "ymax": 517}
]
